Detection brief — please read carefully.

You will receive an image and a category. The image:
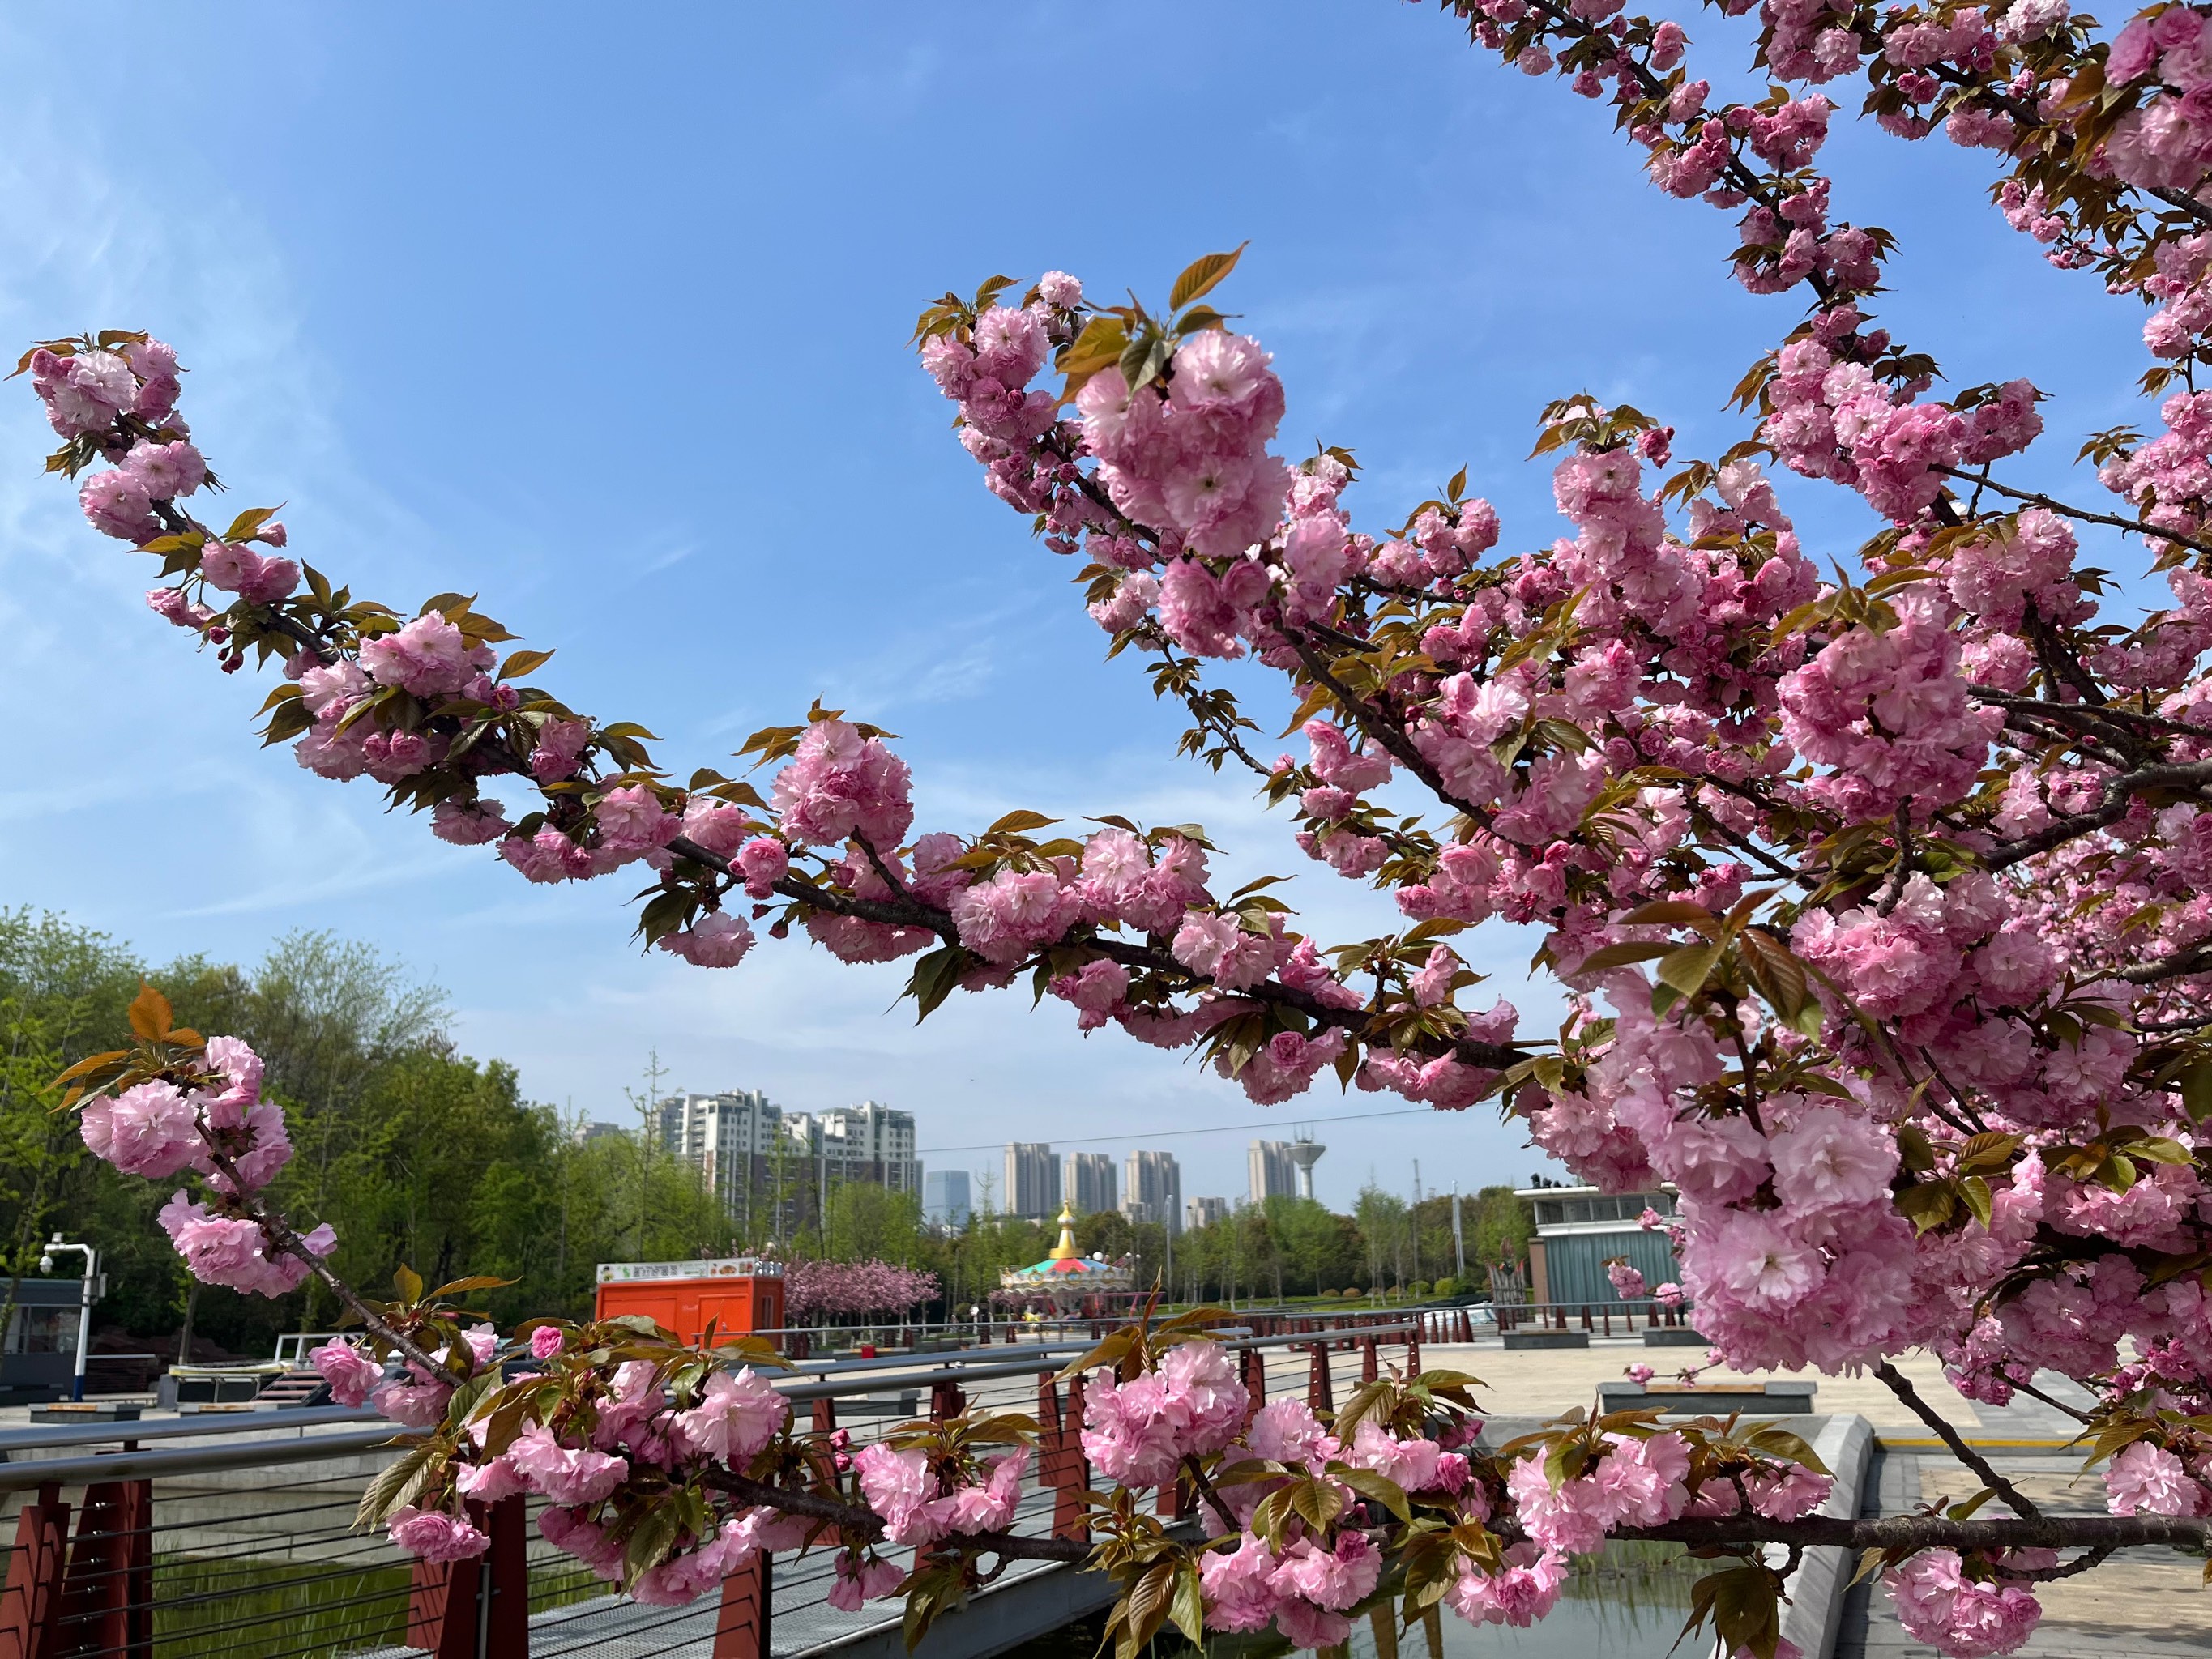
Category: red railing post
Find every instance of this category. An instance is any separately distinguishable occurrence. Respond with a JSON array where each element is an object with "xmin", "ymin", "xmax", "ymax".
[
  {"xmin": 1239, "ymin": 1347, "xmax": 1266, "ymax": 1428},
  {"xmin": 485, "ymin": 1497, "xmax": 527, "ymax": 1659},
  {"xmin": 2, "ymin": 1488, "xmax": 70, "ymax": 1659},
  {"xmin": 1306, "ymin": 1344, "xmax": 1332, "ymax": 1415},
  {"xmin": 405, "ymin": 1498, "xmax": 525, "ymax": 1659},
  {"xmin": 711, "ymin": 1554, "xmax": 771, "ymax": 1659},
  {"xmin": 1406, "ymin": 1320, "xmax": 1421, "ymax": 1378},
  {"xmin": 54, "ymin": 1478, "xmax": 152, "ymax": 1659},
  {"xmin": 1039, "ymin": 1371, "xmax": 1089, "ymax": 1543},
  {"xmin": 1359, "ymin": 1336, "xmax": 1378, "ymax": 1384},
  {"xmin": 812, "ymin": 1397, "xmax": 837, "ymax": 1436},
  {"xmin": 406, "ymin": 1545, "xmax": 479, "ymax": 1659}
]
